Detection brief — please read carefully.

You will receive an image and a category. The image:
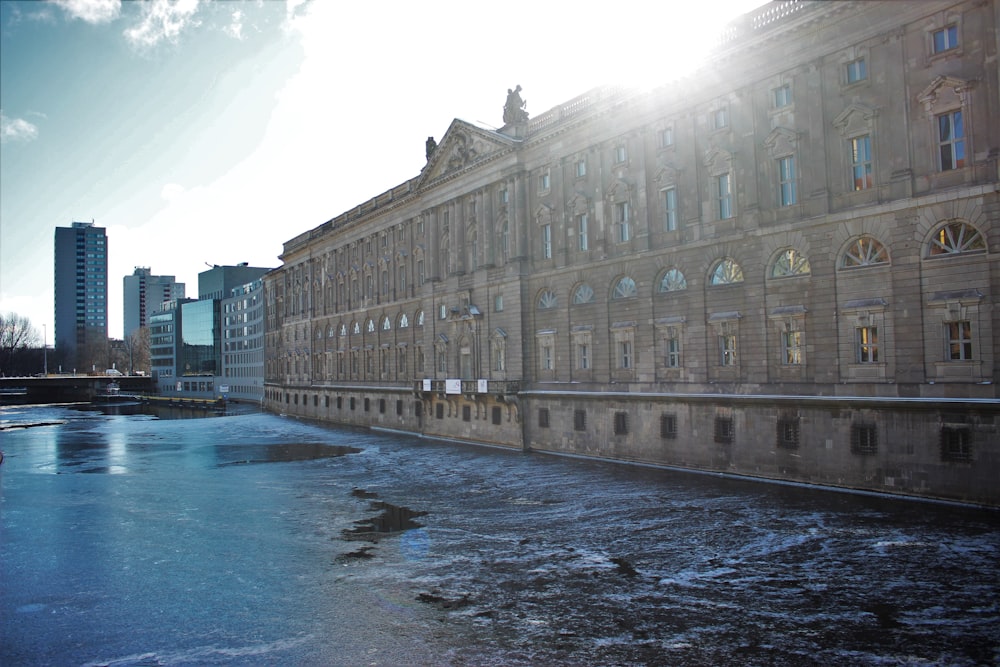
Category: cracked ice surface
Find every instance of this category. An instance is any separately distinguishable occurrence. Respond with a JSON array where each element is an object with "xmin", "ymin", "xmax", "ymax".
[{"xmin": 1, "ymin": 405, "xmax": 998, "ymax": 666}]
